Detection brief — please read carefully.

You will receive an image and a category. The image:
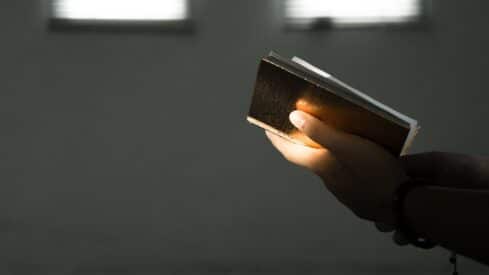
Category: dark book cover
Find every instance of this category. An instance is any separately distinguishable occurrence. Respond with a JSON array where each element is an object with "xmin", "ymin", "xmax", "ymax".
[{"xmin": 247, "ymin": 54, "xmax": 416, "ymax": 156}]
